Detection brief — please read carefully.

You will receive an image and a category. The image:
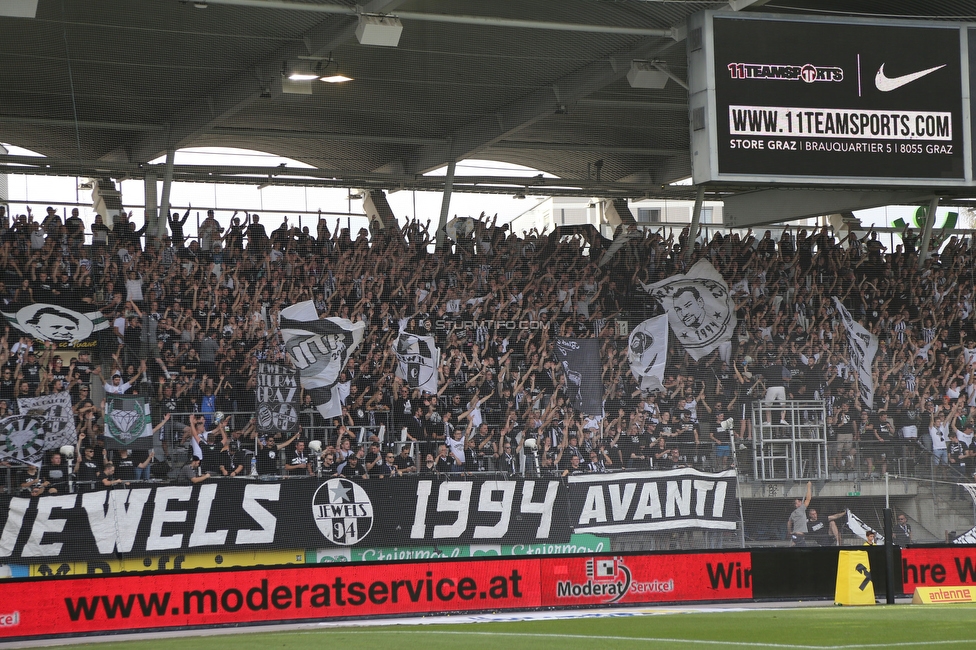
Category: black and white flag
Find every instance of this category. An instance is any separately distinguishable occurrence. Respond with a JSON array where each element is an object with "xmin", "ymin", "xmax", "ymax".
[
  {"xmin": 256, "ymin": 363, "xmax": 300, "ymax": 435},
  {"xmin": 280, "ymin": 301, "xmax": 366, "ymax": 420},
  {"xmin": 953, "ymin": 525, "xmax": 976, "ymax": 544},
  {"xmin": 846, "ymin": 509, "xmax": 884, "ymax": 544},
  {"xmin": 628, "ymin": 315, "xmax": 668, "ymax": 392},
  {"xmin": 0, "ymin": 393, "xmax": 76, "ymax": 465},
  {"xmin": 394, "ymin": 331, "xmax": 440, "ymax": 394},
  {"xmin": 641, "ymin": 259, "xmax": 736, "ymax": 361},
  {"xmin": 104, "ymin": 396, "xmax": 154, "ymax": 450},
  {"xmin": 568, "ymin": 468, "xmax": 738, "ymax": 534},
  {"xmin": 554, "ymin": 337, "xmax": 603, "ymax": 415},
  {"xmin": 833, "ymin": 298, "xmax": 879, "ymax": 408},
  {"xmin": 1, "ymin": 303, "xmax": 109, "ymax": 344}
]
